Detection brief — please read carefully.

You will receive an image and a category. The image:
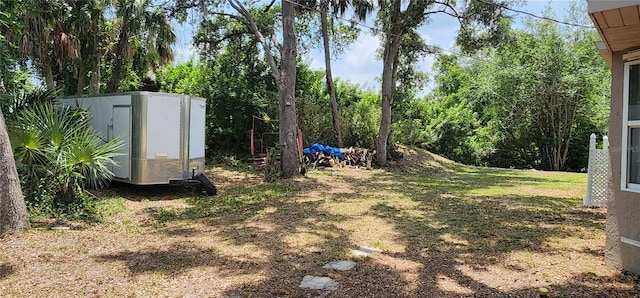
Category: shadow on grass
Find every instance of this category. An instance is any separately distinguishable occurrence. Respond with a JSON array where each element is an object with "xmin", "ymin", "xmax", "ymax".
[
  {"xmin": 94, "ymin": 158, "xmax": 637, "ymax": 297},
  {"xmin": 0, "ymin": 263, "xmax": 16, "ymax": 279},
  {"xmin": 332, "ymin": 260, "xmax": 637, "ymax": 297},
  {"xmin": 95, "ymin": 181, "xmax": 207, "ymax": 202},
  {"xmin": 144, "ymin": 182, "xmax": 310, "ymax": 223},
  {"xmin": 96, "ymin": 242, "xmax": 255, "ymax": 277},
  {"xmin": 280, "ymin": 162, "xmax": 626, "ymax": 296},
  {"xmin": 95, "ymin": 174, "xmax": 362, "ymax": 296},
  {"xmin": 331, "ymin": 165, "xmax": 631, "ymax": 297}
]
